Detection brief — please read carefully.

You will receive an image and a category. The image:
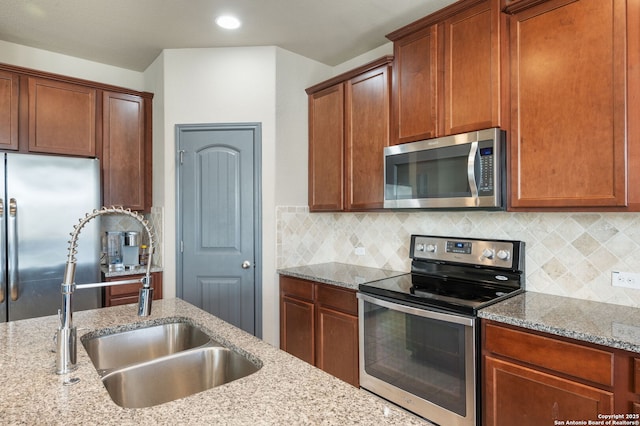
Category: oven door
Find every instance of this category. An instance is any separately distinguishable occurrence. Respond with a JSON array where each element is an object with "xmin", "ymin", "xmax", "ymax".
[{"xmin": 357, "ymin": 292, "xmax": 476, "ymax": 426}]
